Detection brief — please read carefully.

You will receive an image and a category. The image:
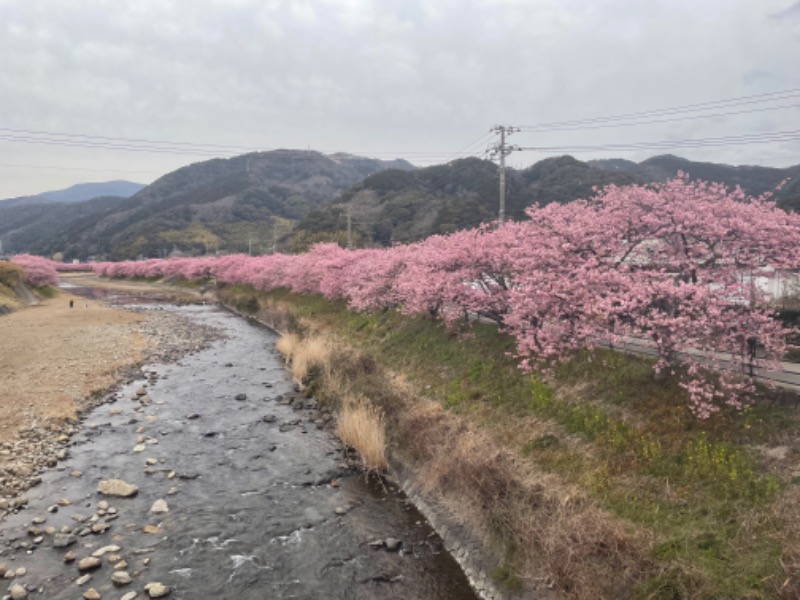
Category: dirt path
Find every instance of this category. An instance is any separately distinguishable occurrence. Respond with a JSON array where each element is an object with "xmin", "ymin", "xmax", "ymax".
[{"xmin": 0, "ymin": 291, "xmax": 149, "ymax": 442}]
